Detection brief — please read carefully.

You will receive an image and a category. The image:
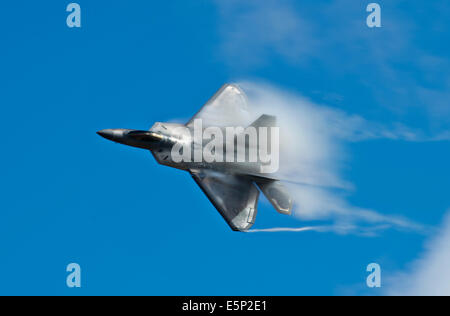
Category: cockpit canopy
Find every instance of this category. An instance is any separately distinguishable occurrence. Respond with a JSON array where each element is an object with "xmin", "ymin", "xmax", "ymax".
[{"xmin": 127, "ymin": 130, "xmax": 163, "ymax": 143}]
